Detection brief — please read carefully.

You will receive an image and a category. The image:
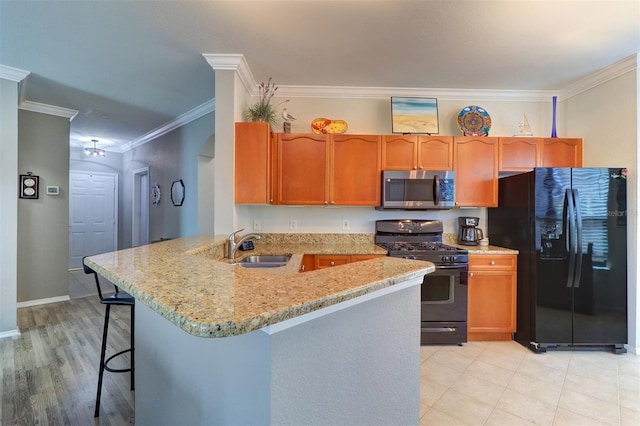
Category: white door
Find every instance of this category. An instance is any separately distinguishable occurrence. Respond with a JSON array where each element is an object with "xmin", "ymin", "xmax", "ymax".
[{"xmin": 69, "ymin": 172, "xmax": 118, "ymax": 269}]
